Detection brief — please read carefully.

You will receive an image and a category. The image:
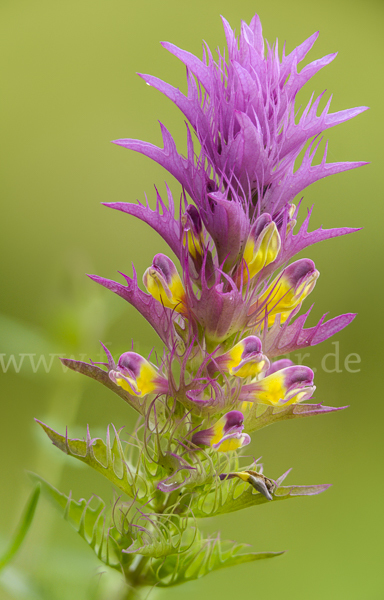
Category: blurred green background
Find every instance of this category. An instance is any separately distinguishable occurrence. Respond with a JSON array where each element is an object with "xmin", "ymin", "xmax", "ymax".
[{"xmin": 0, "ymin": 0, "xmax": 383, "ymax": 598}]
